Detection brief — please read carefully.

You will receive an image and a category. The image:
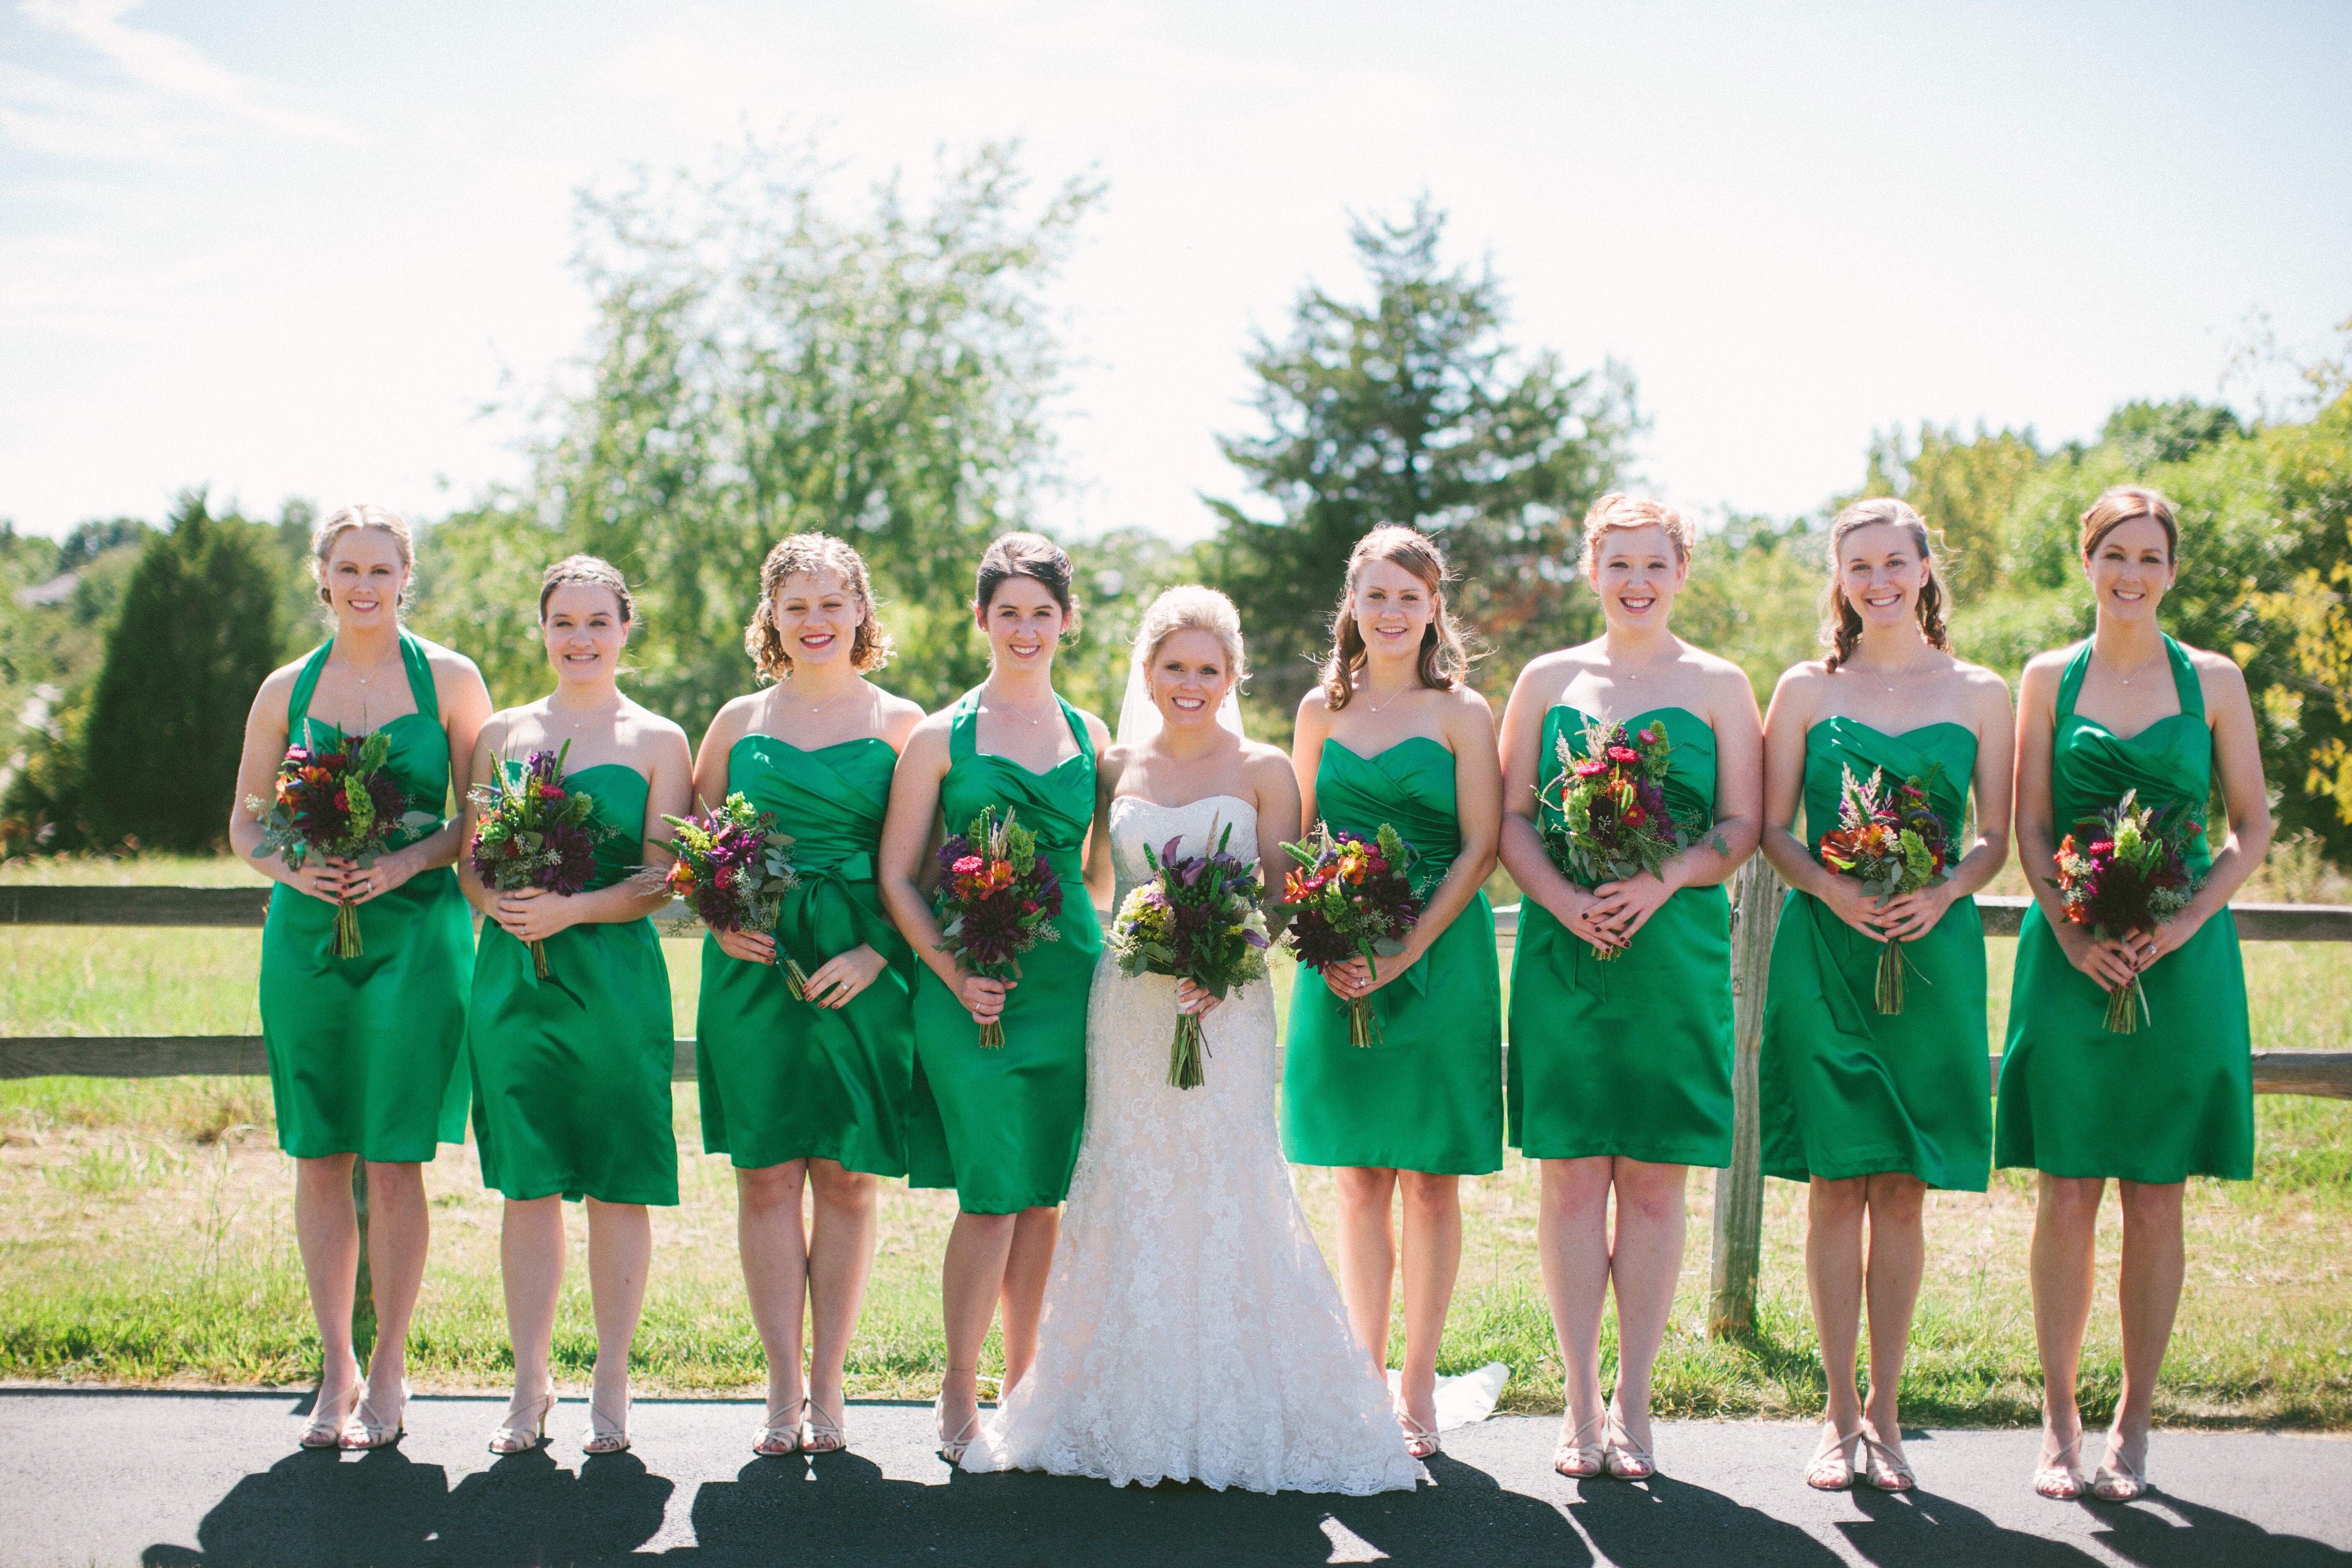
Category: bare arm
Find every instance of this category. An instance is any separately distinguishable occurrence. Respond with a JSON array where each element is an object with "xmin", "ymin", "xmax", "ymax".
[
  {"xmin": 693, "ymin": 699, "xmax": 776, "ymax": 967},
  {"xmin": 227, "ymin": 668, "xmax": 317, "ymax": 890},
  {"xmin": 1250, "ymin": 745, "xmax": 1305, "ymax": 919},
  {"xmin": 1079, "ymin": 710, "xmax": 1116, "ymax": 918},
  {"xmin": 878, "ymin": 716, "xmax": 1005, "ymax": 1028},
  {"xmin": 1758, "ymin": 667, "xmax": 1892, "ymax": 940},
  {"xmin": 1358, "ymin": 693, "xmax": 1501, "ymax": 996},
  {"xmin": 1496, "ymin": 658, "xmax": 1622, "ymax": 954},
  {"xmin": 2137, "ymin": 655, "xmax": 2271, "ymax": 970},
  {"xmin": 1873, "ymin": 668, "xmax": 2013, "ymax": 942},
  {"xmin": 456, "ymin": 713, "xmax": 509, "ymax": 921},
  {"xmin": 1290, "ymin": 694, "xmax": 1331, "ymax": 834}
]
